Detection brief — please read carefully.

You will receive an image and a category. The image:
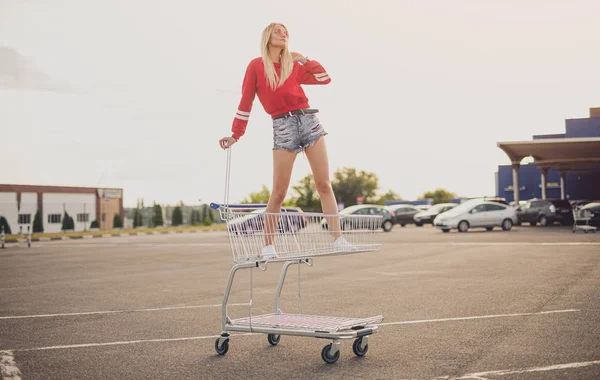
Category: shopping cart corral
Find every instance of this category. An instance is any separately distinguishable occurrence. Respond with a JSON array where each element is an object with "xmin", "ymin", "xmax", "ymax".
[{"xmin": 210, "ymin": 149, "xmax": 384, "ymax": 364}]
